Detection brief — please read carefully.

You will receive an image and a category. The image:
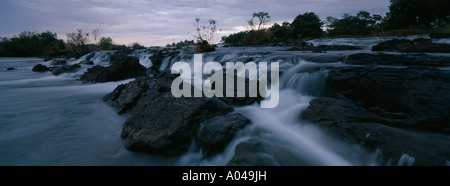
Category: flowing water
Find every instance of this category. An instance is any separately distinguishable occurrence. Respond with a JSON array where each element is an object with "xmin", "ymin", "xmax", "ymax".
[{"xmin": 0, "ymin": 36, "xmax": 448, "ymax": 165}]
